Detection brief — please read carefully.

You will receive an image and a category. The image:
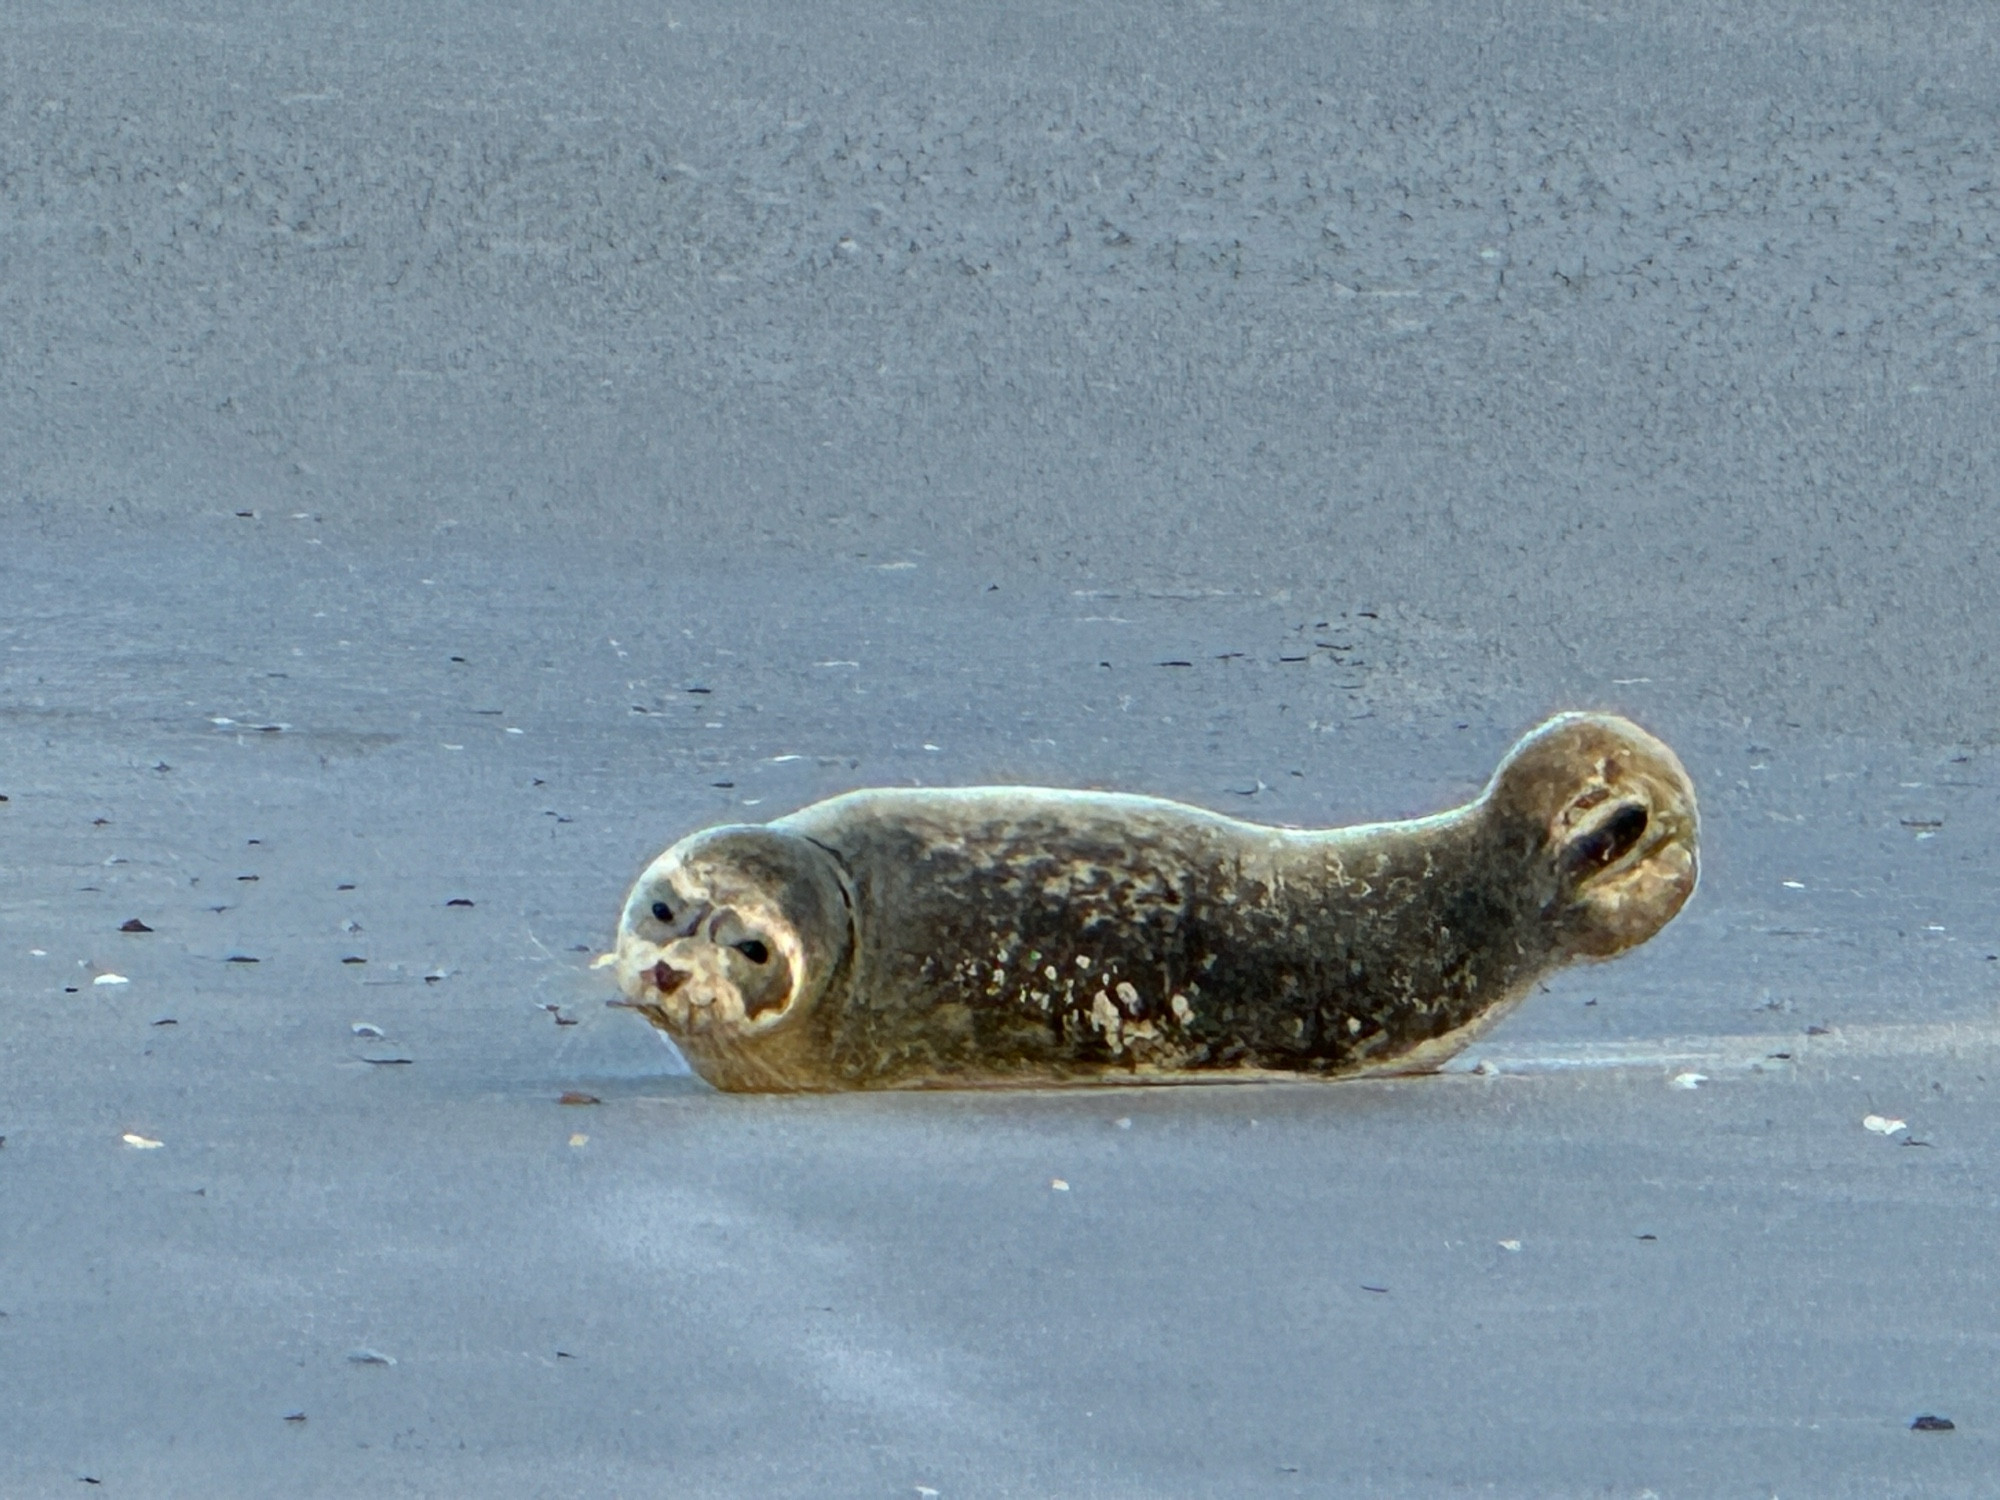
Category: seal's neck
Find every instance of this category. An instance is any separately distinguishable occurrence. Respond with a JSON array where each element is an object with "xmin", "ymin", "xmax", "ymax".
[{"xmin": 1265, "ymin": 799, "xmax": 1563, "ymax": 1059}]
